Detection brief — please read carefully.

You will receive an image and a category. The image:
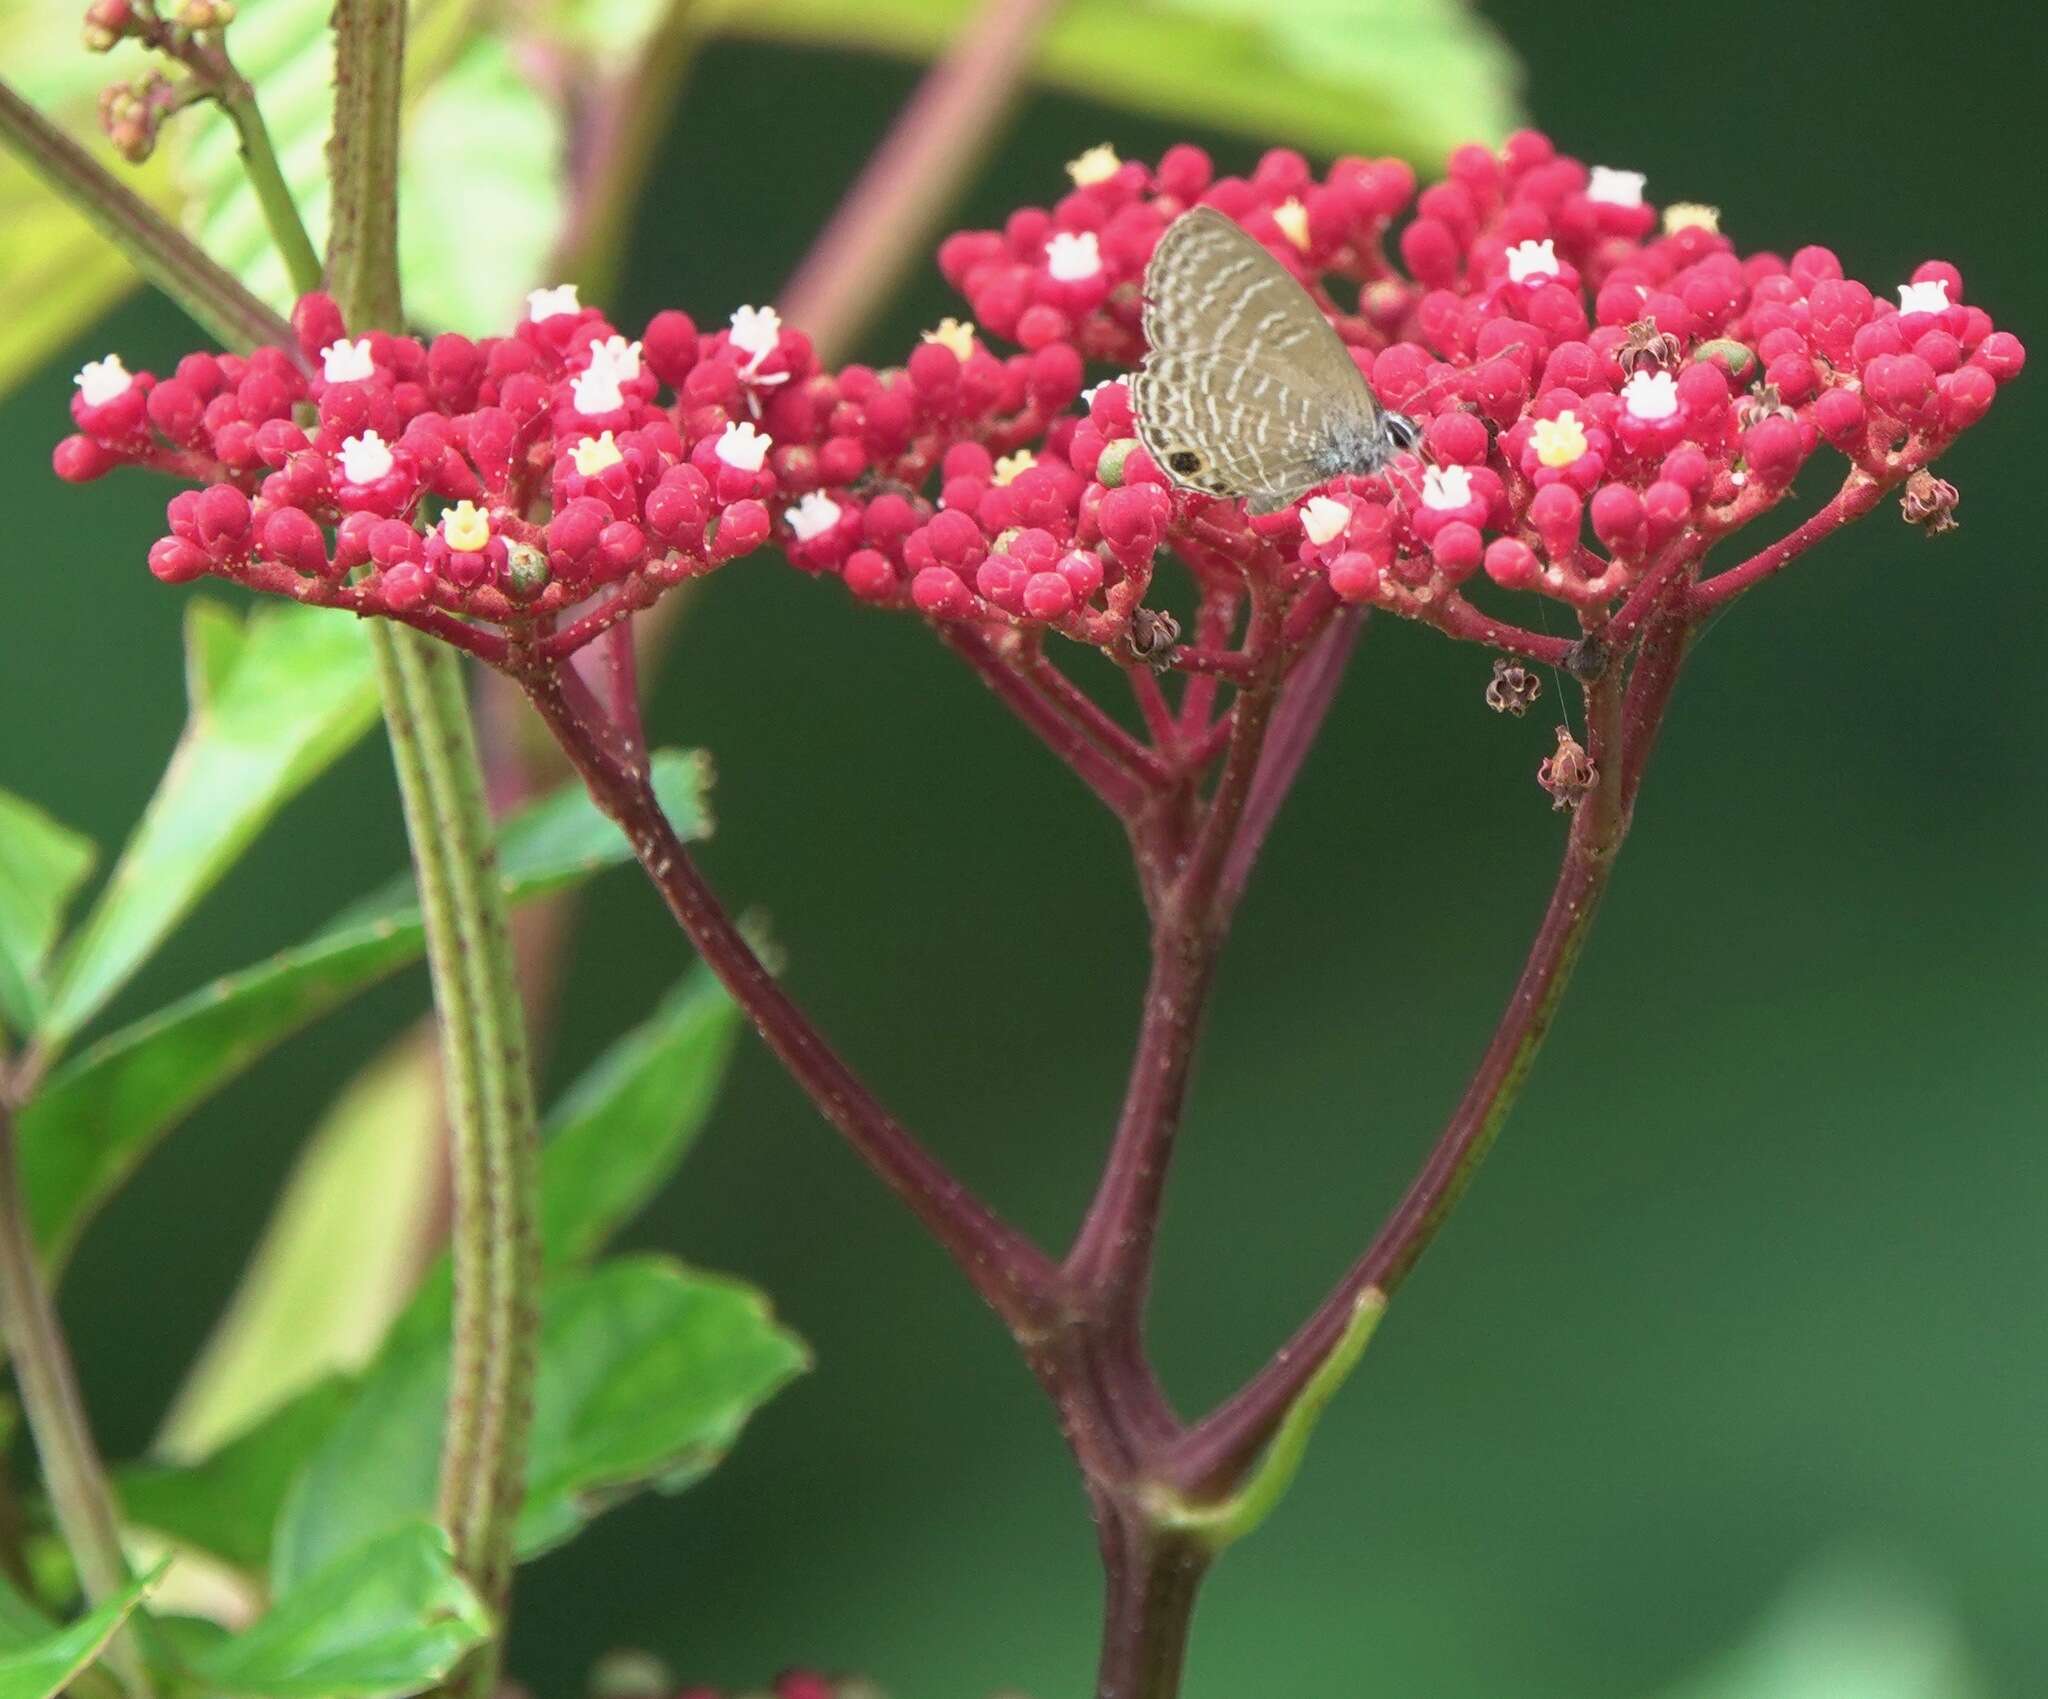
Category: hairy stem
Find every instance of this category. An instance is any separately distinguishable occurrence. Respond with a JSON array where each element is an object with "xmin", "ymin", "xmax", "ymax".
[
  {"xmin": 331, "ymin": 7, "xmax": 538, "ymax": 1681},
  {"xmin": 0, "ymin": 78, "xmax": 292, "ymax": 355},
  {"xmin": 525, "ymin": 669, "xmax": 1062, "ymax": 1335},
  {"xmin": 776, "ymin": 0, "xmax": 1064, "ymax": 359},
  {"xmin": 1172, "ymin": 654, "xmax": 1666, "ymax": 1492},
  {"xmin": 1092, "ymin": 1510, "xmax": 1208, "ymax": 1699},
  {"xmin": 0, "ymin": 1095, "xmax": 152, "ymax": 1699}
]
